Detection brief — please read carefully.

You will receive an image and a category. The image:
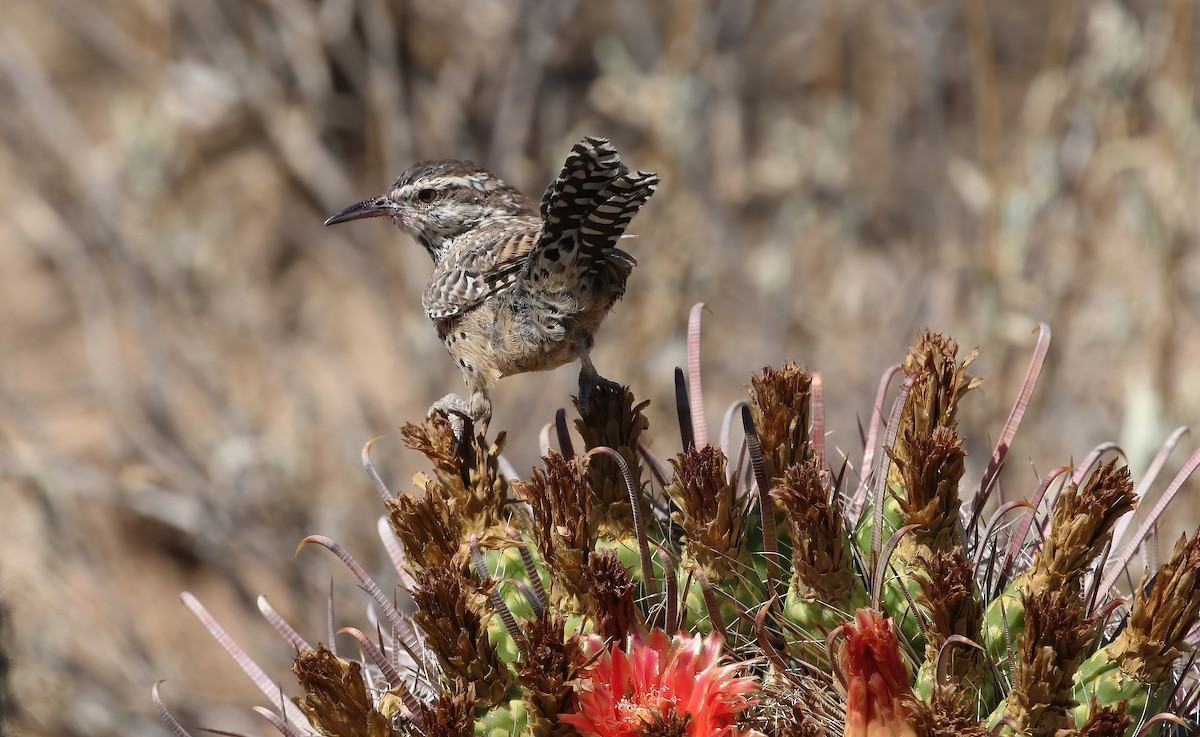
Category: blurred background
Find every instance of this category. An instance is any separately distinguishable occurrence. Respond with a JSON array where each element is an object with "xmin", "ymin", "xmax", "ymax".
[{"xmin": 0, "ymin": 0, "xmax": 1198, "ymax": 734}]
